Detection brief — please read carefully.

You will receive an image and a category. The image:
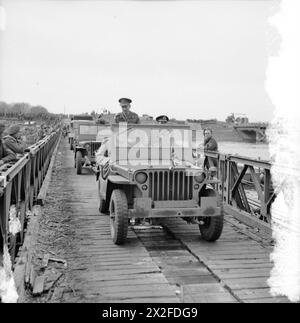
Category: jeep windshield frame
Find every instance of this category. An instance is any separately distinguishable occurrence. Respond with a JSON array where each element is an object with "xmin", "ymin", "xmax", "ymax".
[
  {"xmin": 74, "ymin": 122, "xmax": 110, "ymax": 142},
  {"xmin": 107, "ymin": 123, "xmax": 203, "ymax": 167}
]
